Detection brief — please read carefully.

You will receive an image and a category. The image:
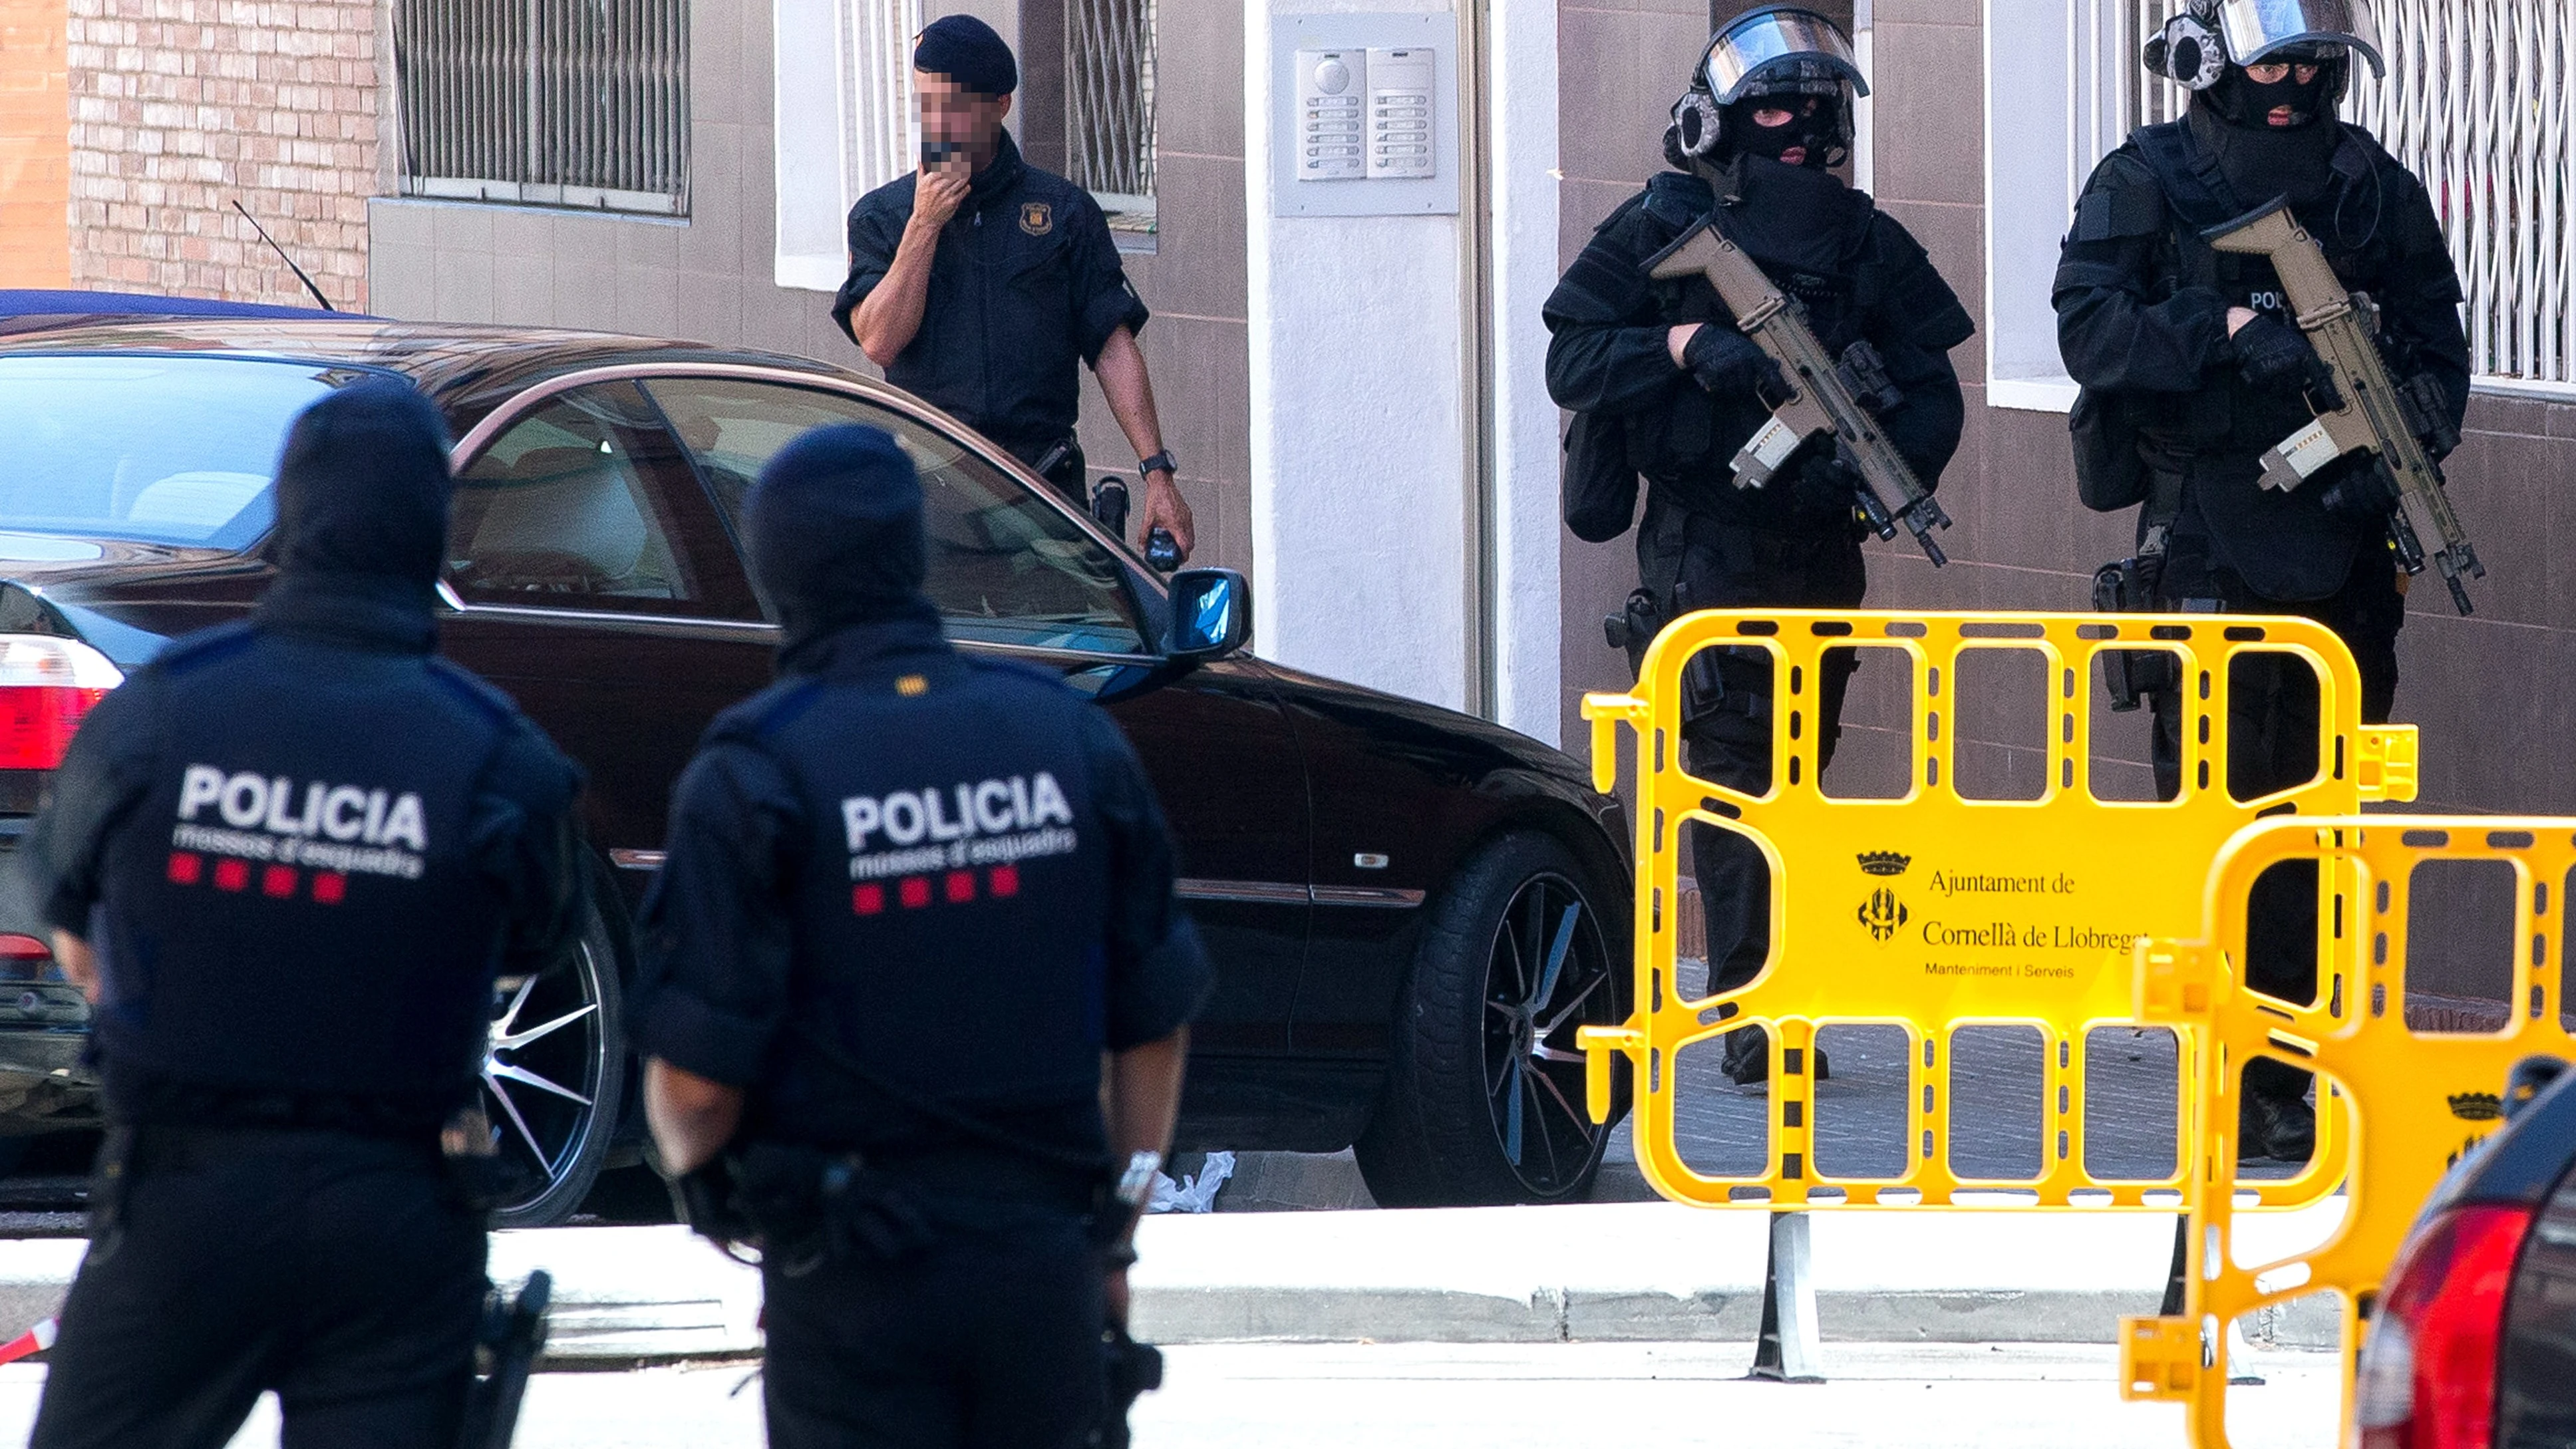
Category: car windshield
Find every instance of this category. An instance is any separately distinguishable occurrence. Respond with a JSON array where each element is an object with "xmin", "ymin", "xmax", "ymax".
[{"xmin": 0, "ymin": 355, "xmax": 351, "ymax": 548}]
